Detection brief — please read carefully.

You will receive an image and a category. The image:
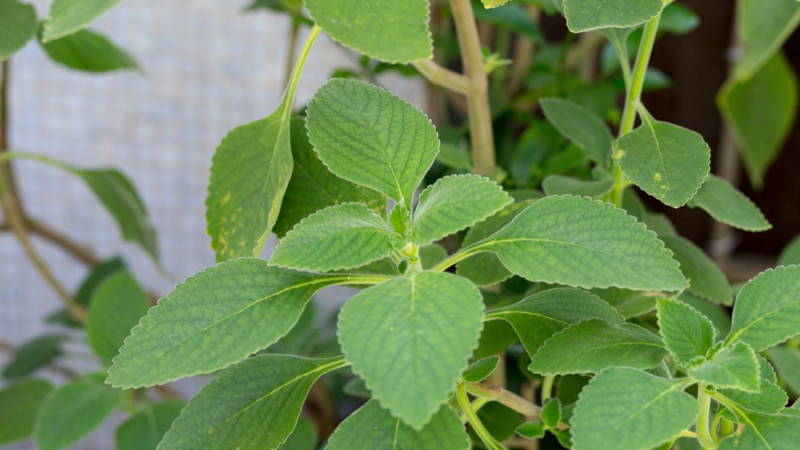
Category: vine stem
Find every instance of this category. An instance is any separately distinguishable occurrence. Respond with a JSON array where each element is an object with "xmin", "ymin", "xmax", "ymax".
[
  {"xmin": 609, "ymin": 13, "xmax": 662, "ymax": 207},
  {"xmin": 457, "ymin": 383, "xmax": 505, "ymax": 450},
  {"xmin": 697, "ymin": 385, "xmax": 719, "ymax": 449}
]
